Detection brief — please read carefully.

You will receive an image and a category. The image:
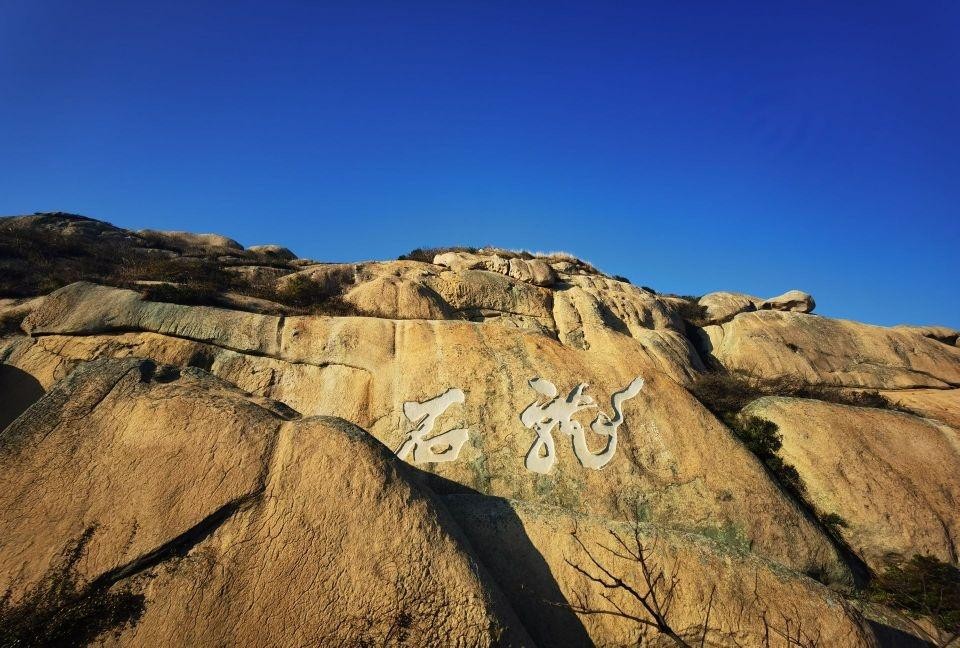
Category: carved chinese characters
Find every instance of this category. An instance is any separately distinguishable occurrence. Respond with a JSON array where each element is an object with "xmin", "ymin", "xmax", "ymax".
[
  {"xmin": 396, "ymin": 388, "xmax": 470, "ymax": 464},
  {"xmin": 520, "ymin": 376, "xmax": 644, "ymax": 473},
  {"xmin": 394, "ymin": 376, "xmax": 644, "ymax": 472}
]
